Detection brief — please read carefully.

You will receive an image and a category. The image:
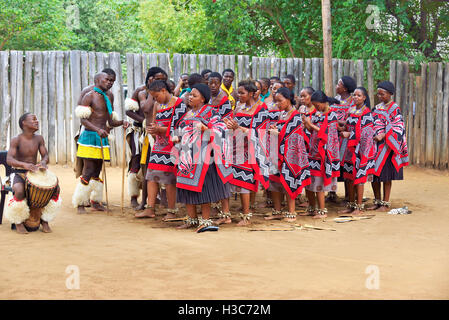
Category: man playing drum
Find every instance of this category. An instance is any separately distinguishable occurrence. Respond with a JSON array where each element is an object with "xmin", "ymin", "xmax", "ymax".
[{"xmin": 5, "ymin": 113, "xmax": 61, "ymax": 234}]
